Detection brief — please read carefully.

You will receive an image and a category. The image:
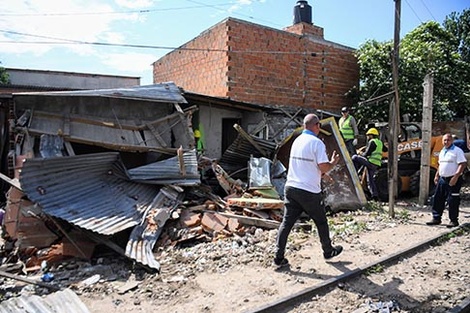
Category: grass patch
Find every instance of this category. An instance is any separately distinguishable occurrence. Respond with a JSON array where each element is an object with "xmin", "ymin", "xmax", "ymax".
[
  {"xmin": 364, "ymin": 200, "xmax": 387, "ymax": 213},
  {"xmin": 328, "ymin": 218, "xmax": 368, "ymax": 236},
  {"xmin": 395, "ymin": 209, "xmax": 411, "ymax": 222},
  {"xmin": 365, "ymin": 264, "xmax": 385, "ymax": 275}
]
